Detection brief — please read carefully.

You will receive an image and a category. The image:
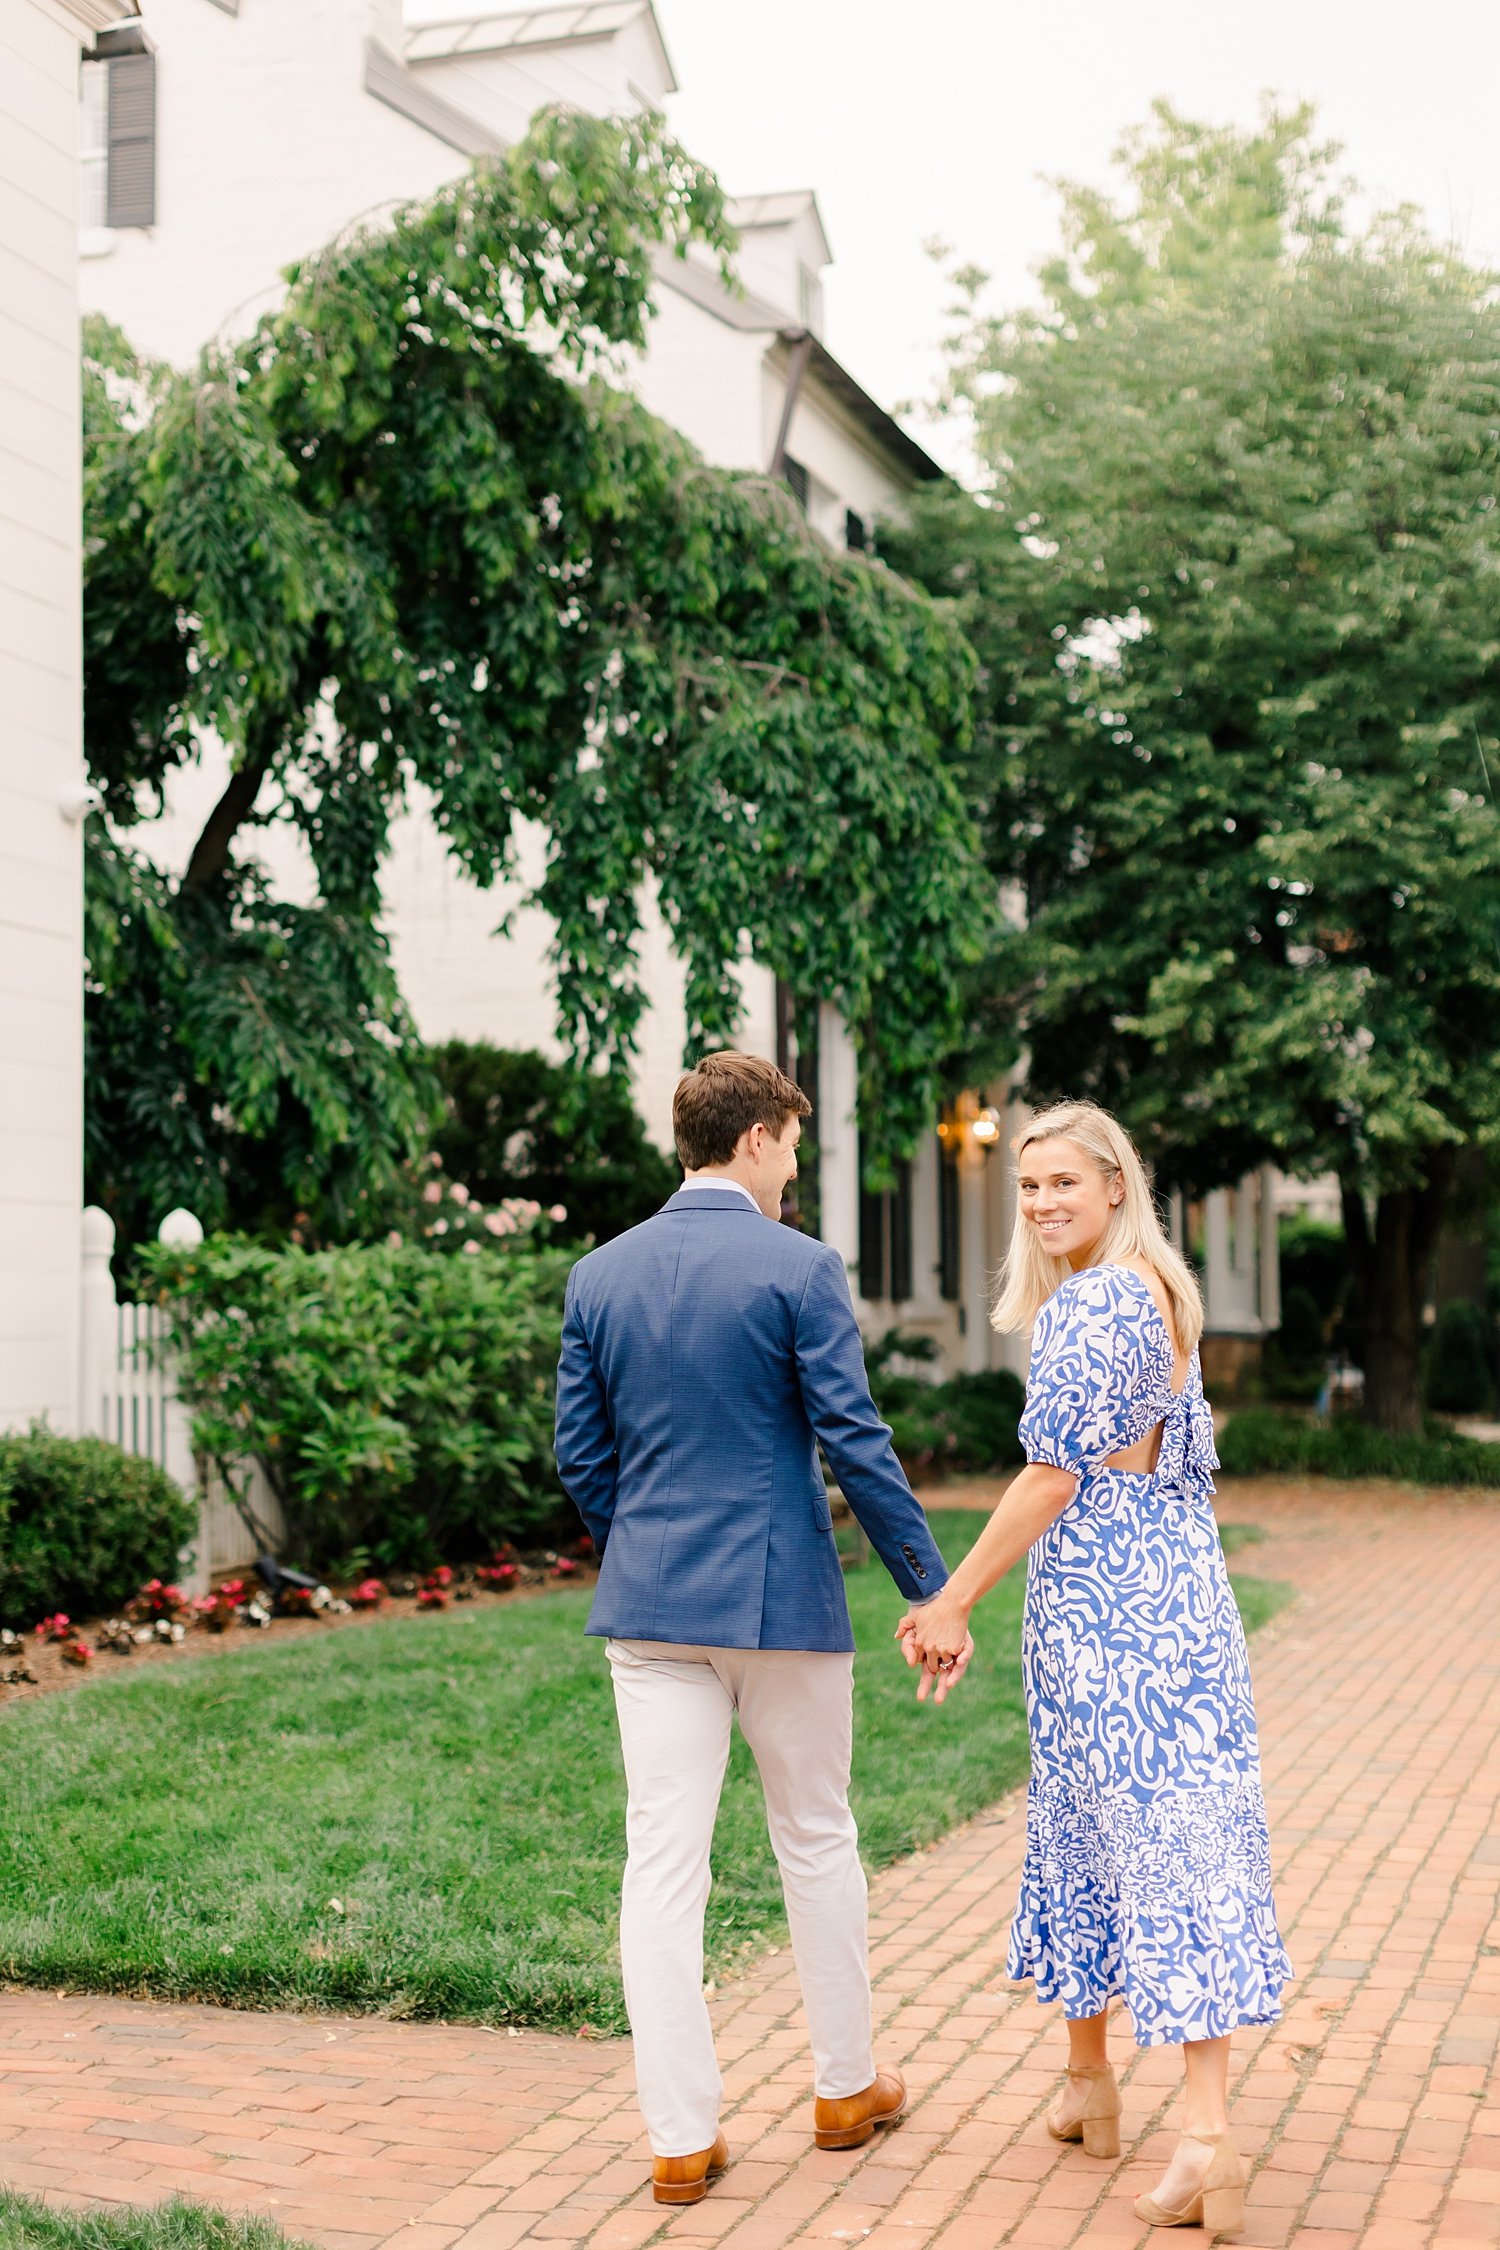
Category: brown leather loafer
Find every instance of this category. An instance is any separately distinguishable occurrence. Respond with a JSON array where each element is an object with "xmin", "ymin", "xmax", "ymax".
[
  {"xmin": 814, "ymin": 2067, "xmax": 908, "ymax": 2150},
  {"xmin": 651, "ymin": 2130, "xmax": 729, "ymax": 2205}
]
